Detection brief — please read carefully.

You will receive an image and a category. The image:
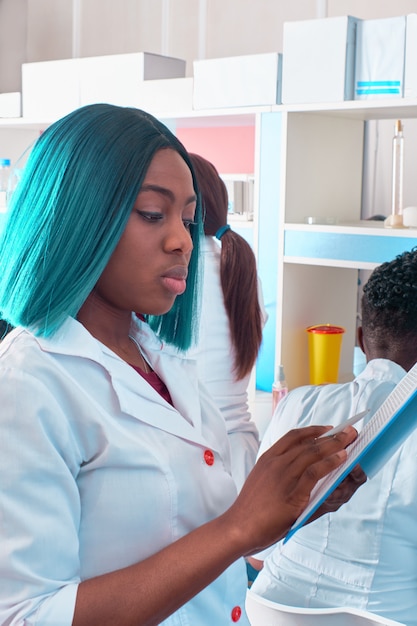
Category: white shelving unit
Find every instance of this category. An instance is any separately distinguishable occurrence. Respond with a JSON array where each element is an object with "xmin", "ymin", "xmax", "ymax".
[
  {"xmin": 274, "ymin": 99, "xmax": 417, "ymax": 389},
  {"xmin": 3, "ymin": 98, "xmax": 417, "ymax": 399}
]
